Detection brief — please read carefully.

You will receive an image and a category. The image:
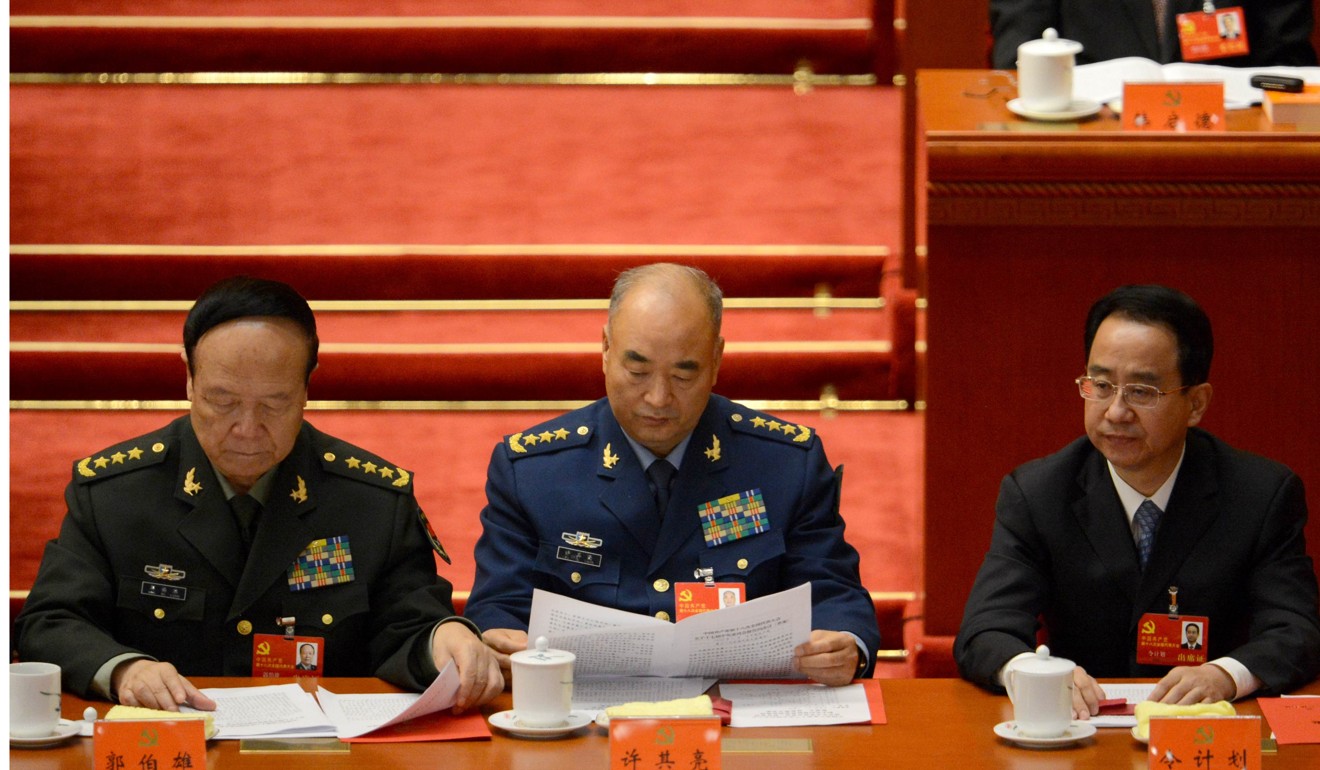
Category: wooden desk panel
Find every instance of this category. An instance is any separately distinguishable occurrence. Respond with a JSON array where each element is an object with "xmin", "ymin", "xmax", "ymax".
[
  {"xmin": 919, "ymin": 69, "xmax": 1320, "ymax": 638},
  {"xmin": 11, "ymin": 678, "xmax": 1320, "ymax": 769}
]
